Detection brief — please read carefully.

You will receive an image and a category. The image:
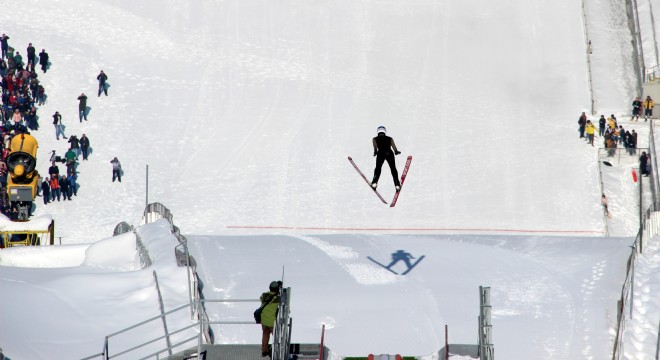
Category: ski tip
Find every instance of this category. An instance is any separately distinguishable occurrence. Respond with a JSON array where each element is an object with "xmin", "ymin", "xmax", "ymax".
[{"xmin": 348, "ymin": 156, "xmax": 353, "ymax": 160}]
